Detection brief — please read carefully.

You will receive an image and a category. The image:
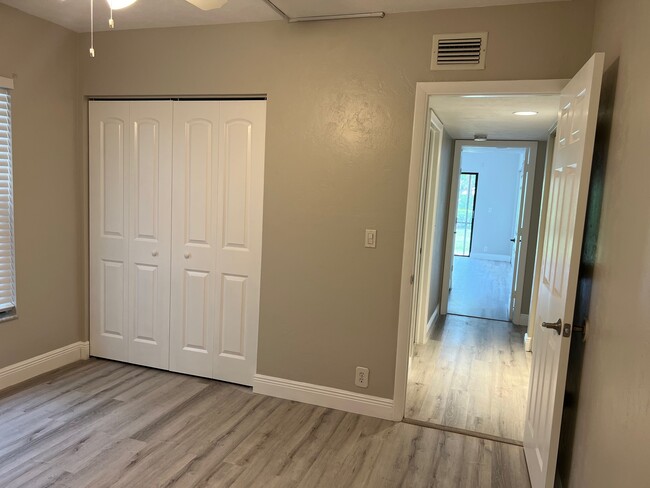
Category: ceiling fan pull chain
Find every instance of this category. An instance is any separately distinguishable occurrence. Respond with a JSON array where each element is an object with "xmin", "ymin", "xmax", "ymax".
[{"xmin": 89, "ymin": 0, "xmax": 95, "ymax": 57}]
